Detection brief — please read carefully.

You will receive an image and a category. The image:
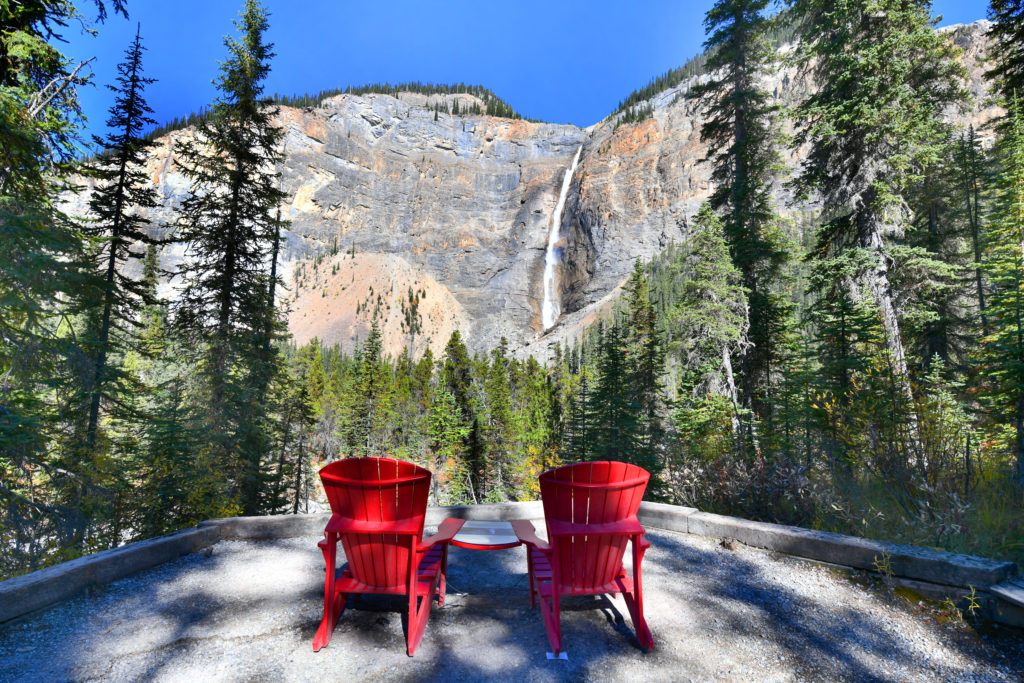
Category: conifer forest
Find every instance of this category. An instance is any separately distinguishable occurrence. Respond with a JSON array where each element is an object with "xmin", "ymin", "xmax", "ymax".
[{"xmin": 3, "ymin": 0, "xmax": 1024, "ymax": 581}]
